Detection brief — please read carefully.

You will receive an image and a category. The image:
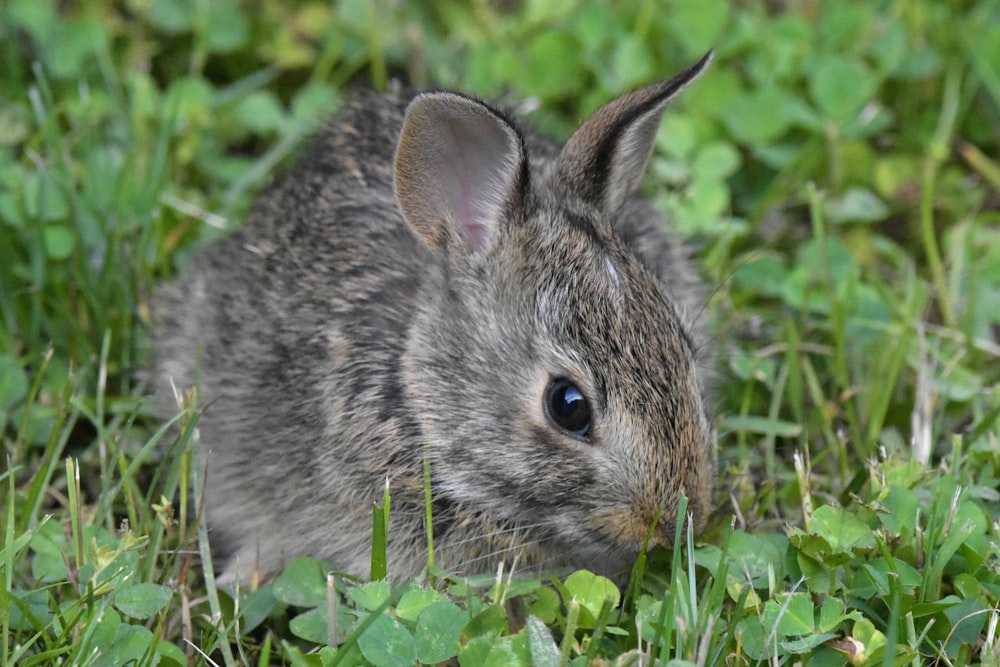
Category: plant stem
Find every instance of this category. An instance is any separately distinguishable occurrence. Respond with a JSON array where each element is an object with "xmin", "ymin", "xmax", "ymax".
[{"xmin": 921, "ymin": 61, "xmax": 963, "ymax": 330}]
